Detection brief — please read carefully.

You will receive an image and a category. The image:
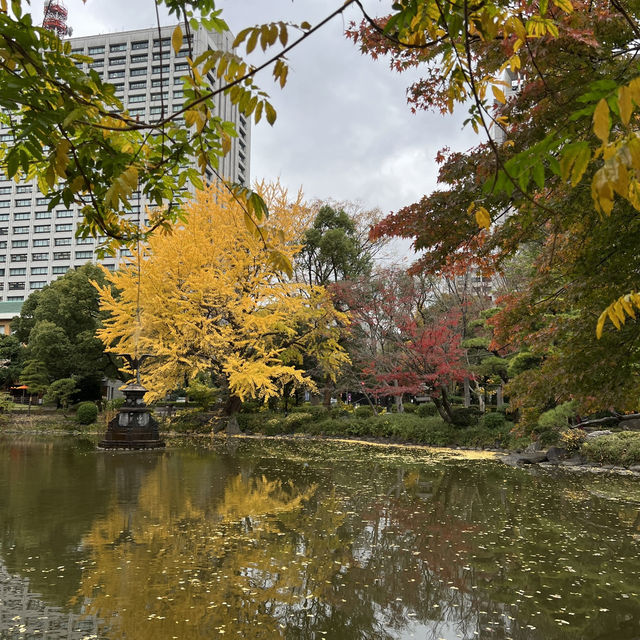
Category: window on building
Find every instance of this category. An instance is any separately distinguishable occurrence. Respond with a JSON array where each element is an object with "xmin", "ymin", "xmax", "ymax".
[
  {"xmin": 8, "ymin": 282, "xmax": 24, "ymax": 290},
  {"xmin": 35, "ymin": 211, "xmax": 51, "ymax": 219},
  {"xmin": 52, "ymin": 266, "xmax": 69, "ymax": 274},
  {"xmin": 173, "ymin": 76, "xmax": 183, "ymax": 85},
  {"xmin": 14, "ymin": 199, "xmax": 31, "ymax": 207},
  {"xmin": 120, "ymin": 248, "xmax": 133, "ymax": 257},
  {"xmin": 12, "ymin": 226, "xmax": 28, "ymax": 234},
  {"xmin": 102, "ymin": 264, "xmax": 115, "ymax": 271},
  {"xmin": 34, "ymin": 225, "xmax": 51, "ymax": 233},
  {"xmin": 36, "ymin": 197, "xmax": 50, "ymax": 206},
  {"xmin": 109, "ymin": 57, "xmax": 126, "ymax": 66},
  {"xmin": 131, "ymin": 40, "xmax": 148, "ymax": 50},
  {"xmin": 0, "ymin": 187, "xmax": 11, "ymax": 194},
  {"xmin": 16, "ymin": 185, "xmax": 32, "ymax": 193},
  {"xmin": 53, "ymin": 252, "xmax": 71, "ymax": 260},
  {"xmin": 113, "ymin": 83, "xmax": 124, "ymax": 93},
  {"xmin": 30, "ymin": 281, "xmax": 46, "ymax": 290},
  {"xmin": 10, "ymin": 254, "xmax": 27, "ymax": 262},
  {"xmin": 7, "ymin": 296, "xmax": 24, "ymax": 301},
  {"xmin": 75, "ymin": 251, "xmax": 93, "ymax": 260},
  {"xmin": 13, "ymin": 213, "xmax": 30, "ymax": 220},
  {"xmin": 129, "ymin": 94, "xmax": 146, "ymax": 103},
  {"xmin": 0, "ymin": 201, "xmax": 9, "ymax": 209},
  {"xmin": 55, "ymin": 224, "xmax": 73, "ymax": 233},
  {"xmin": 128, "ymin": 108, "xmax": 145, "ymax": 116},
  {"xmin": 89, "ymin": 59, "xmax": 104, "ymax": 68},
  {"xmin": 0, "ymin": 215, "xmax": 7, "ymax": 221},
  {"xmin": 175, "ymin": 49, "xmax": 189, "ymax": 58},
  {"xmin": 0, "ymin": 242, "xmax": 6, "ymax": 249},
  {"xmin": 149, "ymin": 106, "xmax": 164, "ymax": 116},
  {"xmin": 173, "ymin": 90, "xmax": 184, "ymax": 99},
  {"xmin": 0, "ymin": 228, "xmax": 7, "ymax": 236},
  {"xmin": 129, "ymin": 81, "xmax": 147, "ymax": 90},
  {"xmin": 152, "ymin": 78, "xmax": 169, "ymax": 88},
  {"xmin": 31, "ymin": 267, "xmax": 48, "ymax": 275},
  {"xmin": 31, "ymin": 253, "xmax": 48, "ymax": 261},
  {"xmin": 174, "ymin": 63, "xmax": 188, "ymax": 72},
  {"xmin": 150, "ymin": 92, "xmax": 168, "ymax": 102},
  {"xmin": 88, "ymin": 46, "xmax": 105, "ymax": 55},
  {"xmin": 172, "ymin": 104, "xmax": 182, "ymax": 112},
  {"xmin": 152, "ymin": 65, "xmax": 169, "ymax": 75},
  {"xmin": 130, "ymin": 54, "xmax": 148, "ymax": 64},
  {"xmin": 152, "ymin": 51, "xmax": 171, "ymax": 61},
  {"xmin": 0, "ymin": 134, "xmax": 14, "ymax": 142},
  {"xmin": 33, "ymin": 239, "xmax": 49, "ymax": 247},
  {"xmin": 109, "ymin": 70, "xmax": 125, "ymax": 79},
  {"xmin": 76, "ymin": 237, "xmax": 94, "ymax": 245},
  {"xmin": 130, "ymin": 67, "xmax": 147, "ymax": 77},
  {"xmin": 56, "ymin": 210, "xmax": 73, "ymax": 218},
  {"xmin": 54, "ymin": 238, "xmax": 71, "ymax": 246},
  {"xmin": 9, "ymin": 268, "xmax": 25, "ymax": 276},
  {"xmin": 110, "ymin": 43, "xmax": 127, "ymax": 52},
  {"xmin": 11, "ymin": 240, "xmax": 27, "ymax": 248},
  {"xmin": 153, "ymin": 37, "xmax": 170, "ymax": 48}
]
